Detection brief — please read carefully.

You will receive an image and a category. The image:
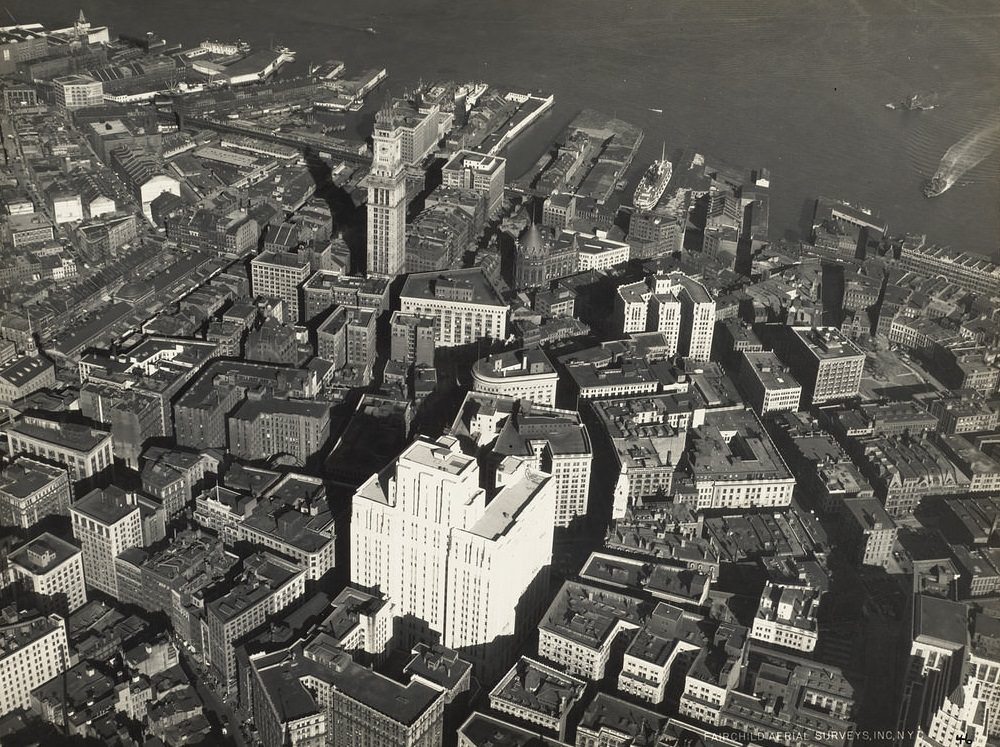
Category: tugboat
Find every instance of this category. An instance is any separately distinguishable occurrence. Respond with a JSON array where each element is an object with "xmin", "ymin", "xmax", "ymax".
[
  {"xmin": 923, "ymin": 173, "xmax": 951, "ymax": 198},
  {"xmin": 633, "ymin": 143, "xmax": 672, "ymax": 211}
]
